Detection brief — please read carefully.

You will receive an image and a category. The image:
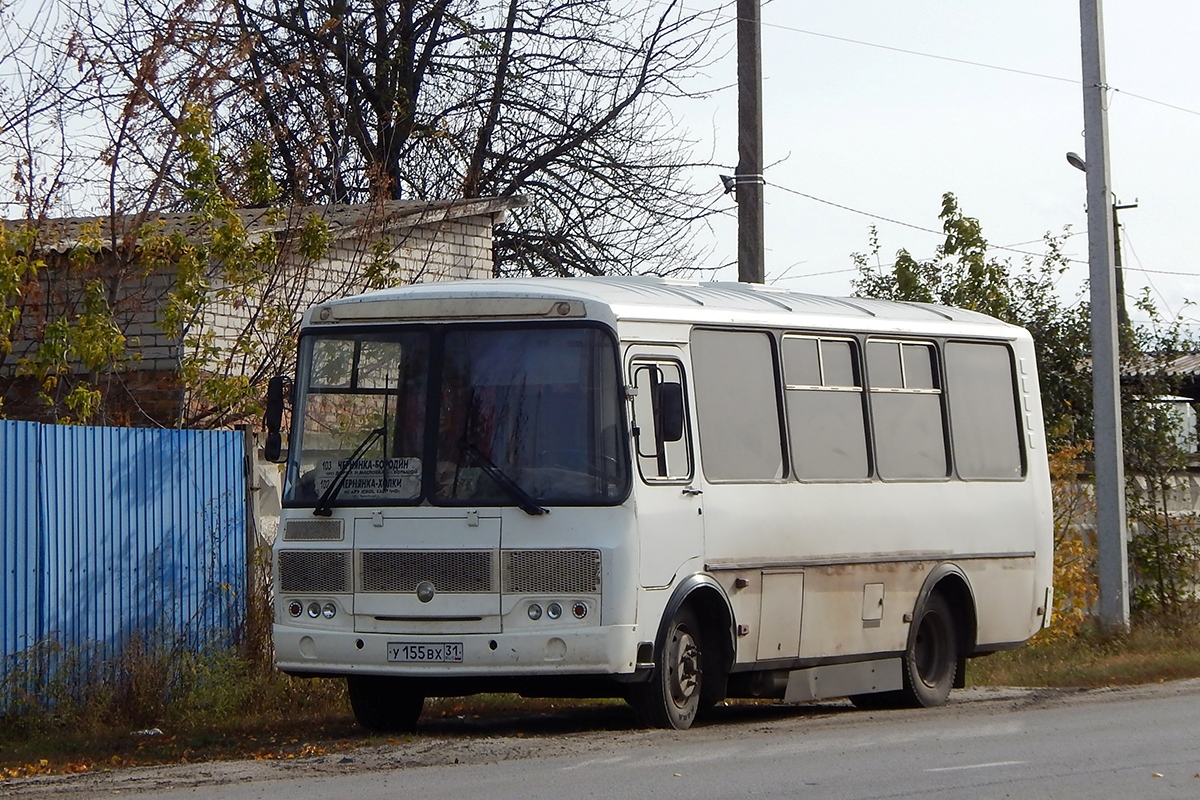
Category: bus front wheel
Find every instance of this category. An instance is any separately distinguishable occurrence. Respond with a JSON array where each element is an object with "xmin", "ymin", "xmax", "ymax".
[
  {"xmin": 346, "ymin": 675, "xmax": 424, "ymax": 732},
  {"xmin": 635, "ymin": 606, "xmax": 704, "ymax": 730}
]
